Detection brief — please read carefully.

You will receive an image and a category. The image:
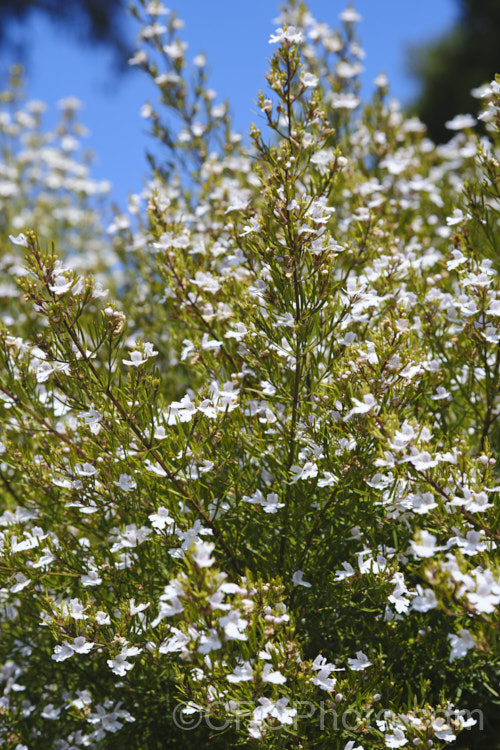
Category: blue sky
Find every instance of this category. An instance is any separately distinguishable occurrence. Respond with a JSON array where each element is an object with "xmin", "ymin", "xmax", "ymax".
[{"xmin": 1, "ymin": 0, "xmax": 458, "ymax": 209}]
